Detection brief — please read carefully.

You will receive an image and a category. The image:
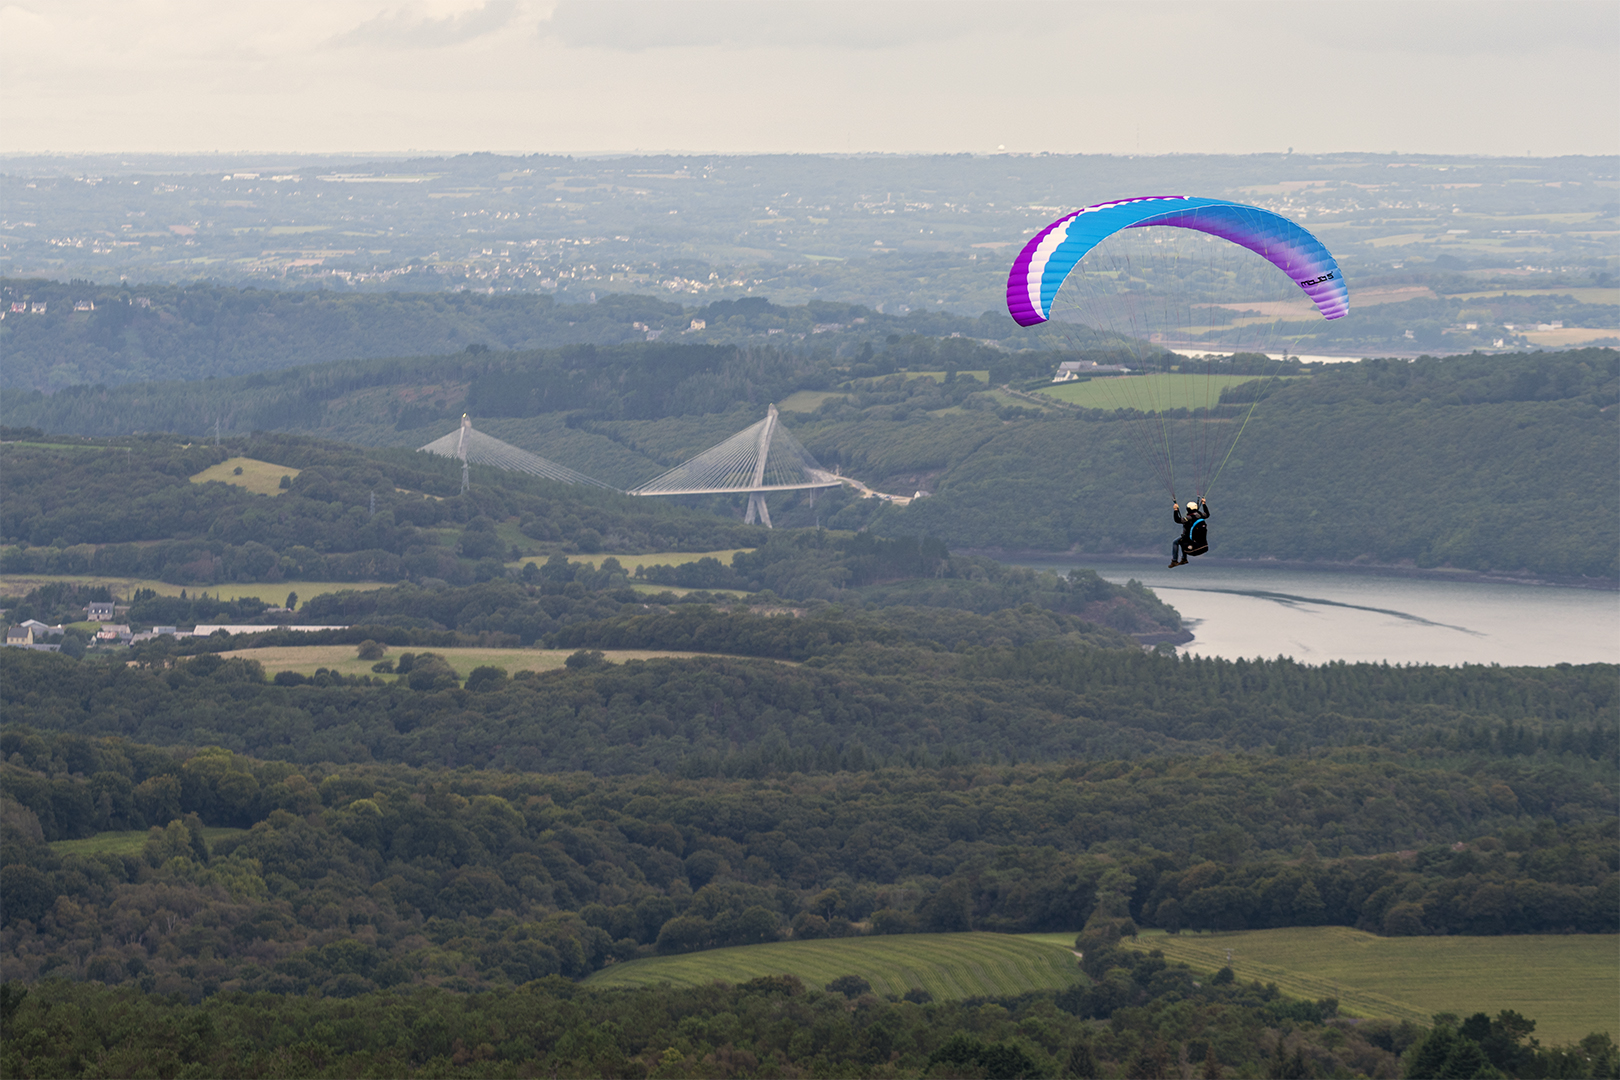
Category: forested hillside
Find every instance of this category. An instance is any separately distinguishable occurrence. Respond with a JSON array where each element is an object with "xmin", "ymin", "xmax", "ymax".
[
  {"xmin": 0, "ymin": 432, "xmax": 1185, "ymax": 648},
  {"xmin": 0, "ymin": 431, "xmax": 760, "ymax": 584},
  {"xmin": 3, "ymin": 458, "xmax": 1615, "ymax": 1073},
  {"xmin": 0, "ymin": 331, "xmax": 1006, "ymax": 474},
  {"xmin": 4, "ymin": 345, "xmax": 1616, "ymax": 578},
  {"xmin": 13, "ymin": 970, "xmax": 1611, "ymax": 1080},
  {"xmin": 7, "ymin": 629, "xmax": 1613, "ymax": 772},
  {"xmin": 0, "ymin": 280, "xmax": 1003, "ymax": 393},
  {"xmin": 2, "ymin": 650, "xmax": 1614, "ymax": 994},
  {"xmin": 9, "ymin": 132, "xmax": 1620, "ymax": 1080},
  {"xmin": 879, "ymin": 349, "xmax": 1619, "ymax": 578}
]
